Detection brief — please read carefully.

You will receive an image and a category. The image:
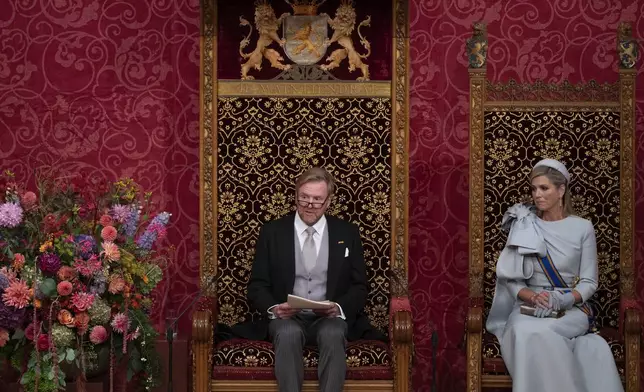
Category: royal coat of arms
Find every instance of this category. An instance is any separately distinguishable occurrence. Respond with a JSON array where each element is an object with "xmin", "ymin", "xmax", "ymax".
[
  {"xmin": 283, "ymin": 12, "xmax": 328, "ymax": 65},
  {"xmin": 239, "ymin": 0, "xmax": 372, "ymax": 80}
]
